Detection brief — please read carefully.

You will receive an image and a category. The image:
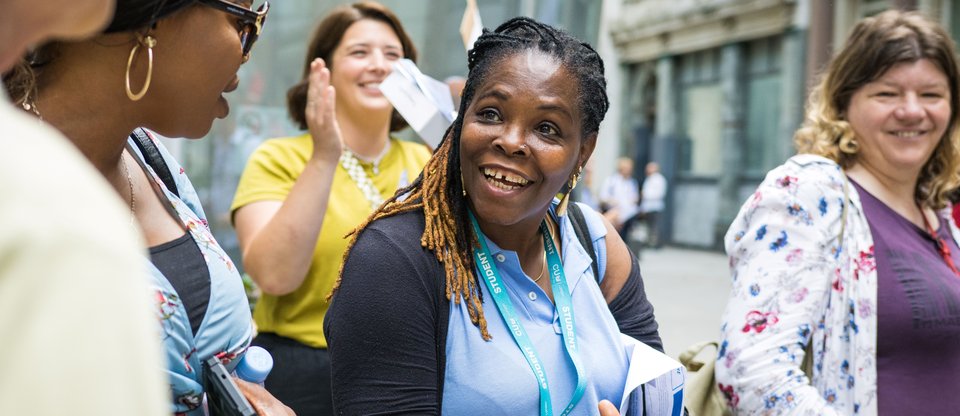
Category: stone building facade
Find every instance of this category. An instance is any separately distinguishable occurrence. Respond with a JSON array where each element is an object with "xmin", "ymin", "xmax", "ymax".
[{"xmin": 609, "ymin": 0, "xmax": 956, "ymax": 248}]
